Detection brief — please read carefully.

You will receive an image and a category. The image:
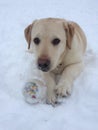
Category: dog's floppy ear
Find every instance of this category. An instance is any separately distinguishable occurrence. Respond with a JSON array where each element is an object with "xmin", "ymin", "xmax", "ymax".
[
  {"xmin": 24, "ymin": 20, "xmax": 36, "ymax": 49},
  {"xmin": 64, "ymin": 21, "xmax": 74, "ymax": 49}
]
